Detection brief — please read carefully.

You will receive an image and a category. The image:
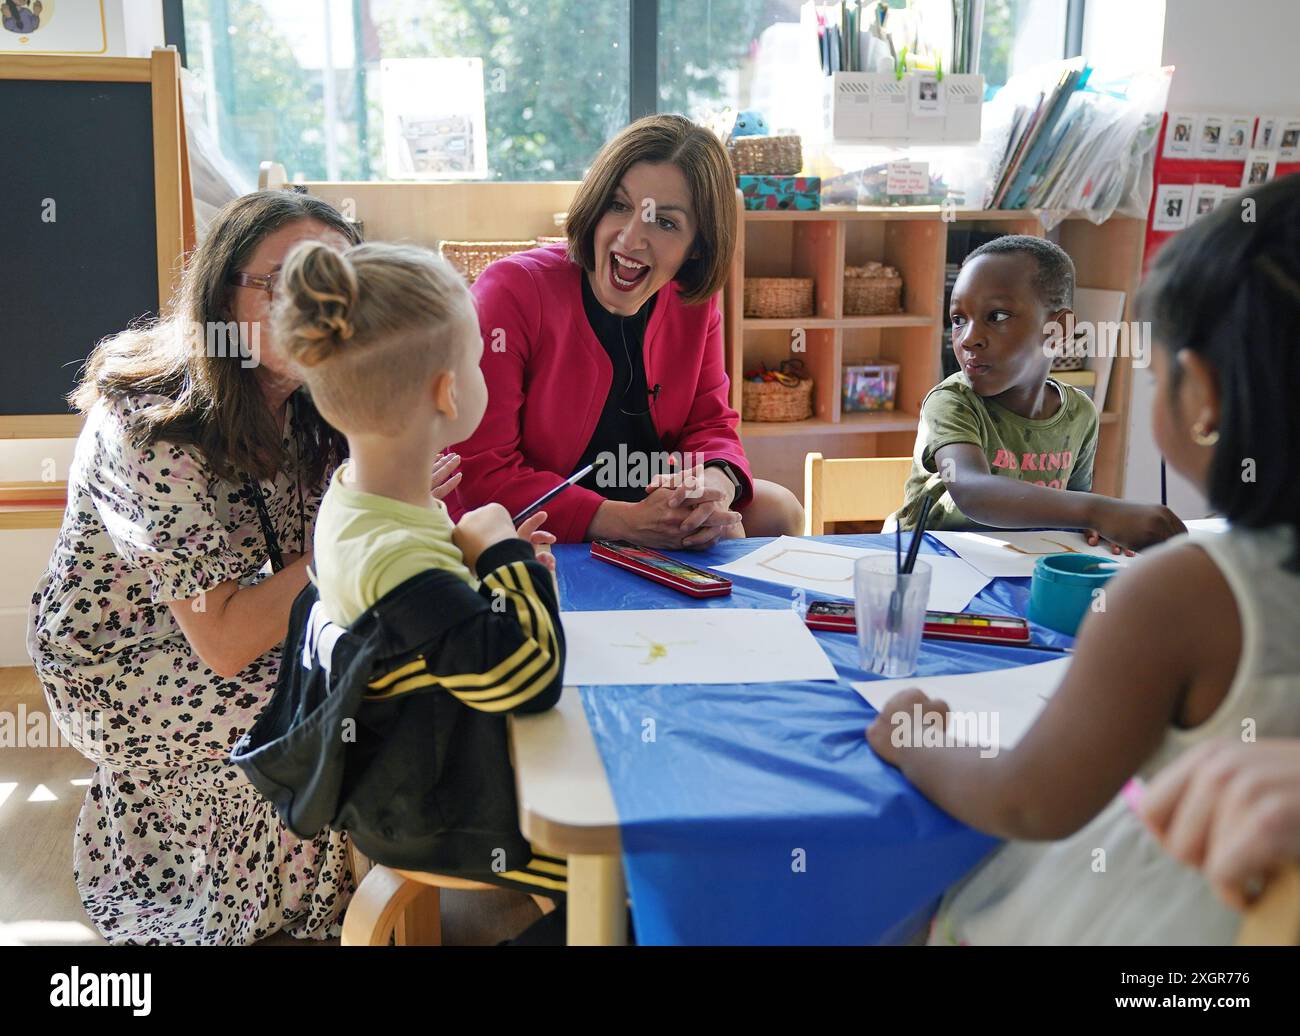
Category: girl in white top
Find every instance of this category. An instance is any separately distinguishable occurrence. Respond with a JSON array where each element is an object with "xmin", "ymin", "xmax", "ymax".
[{"xmin": 867, "ymin": 173, "xmax": 1300, "ymax": 944}]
